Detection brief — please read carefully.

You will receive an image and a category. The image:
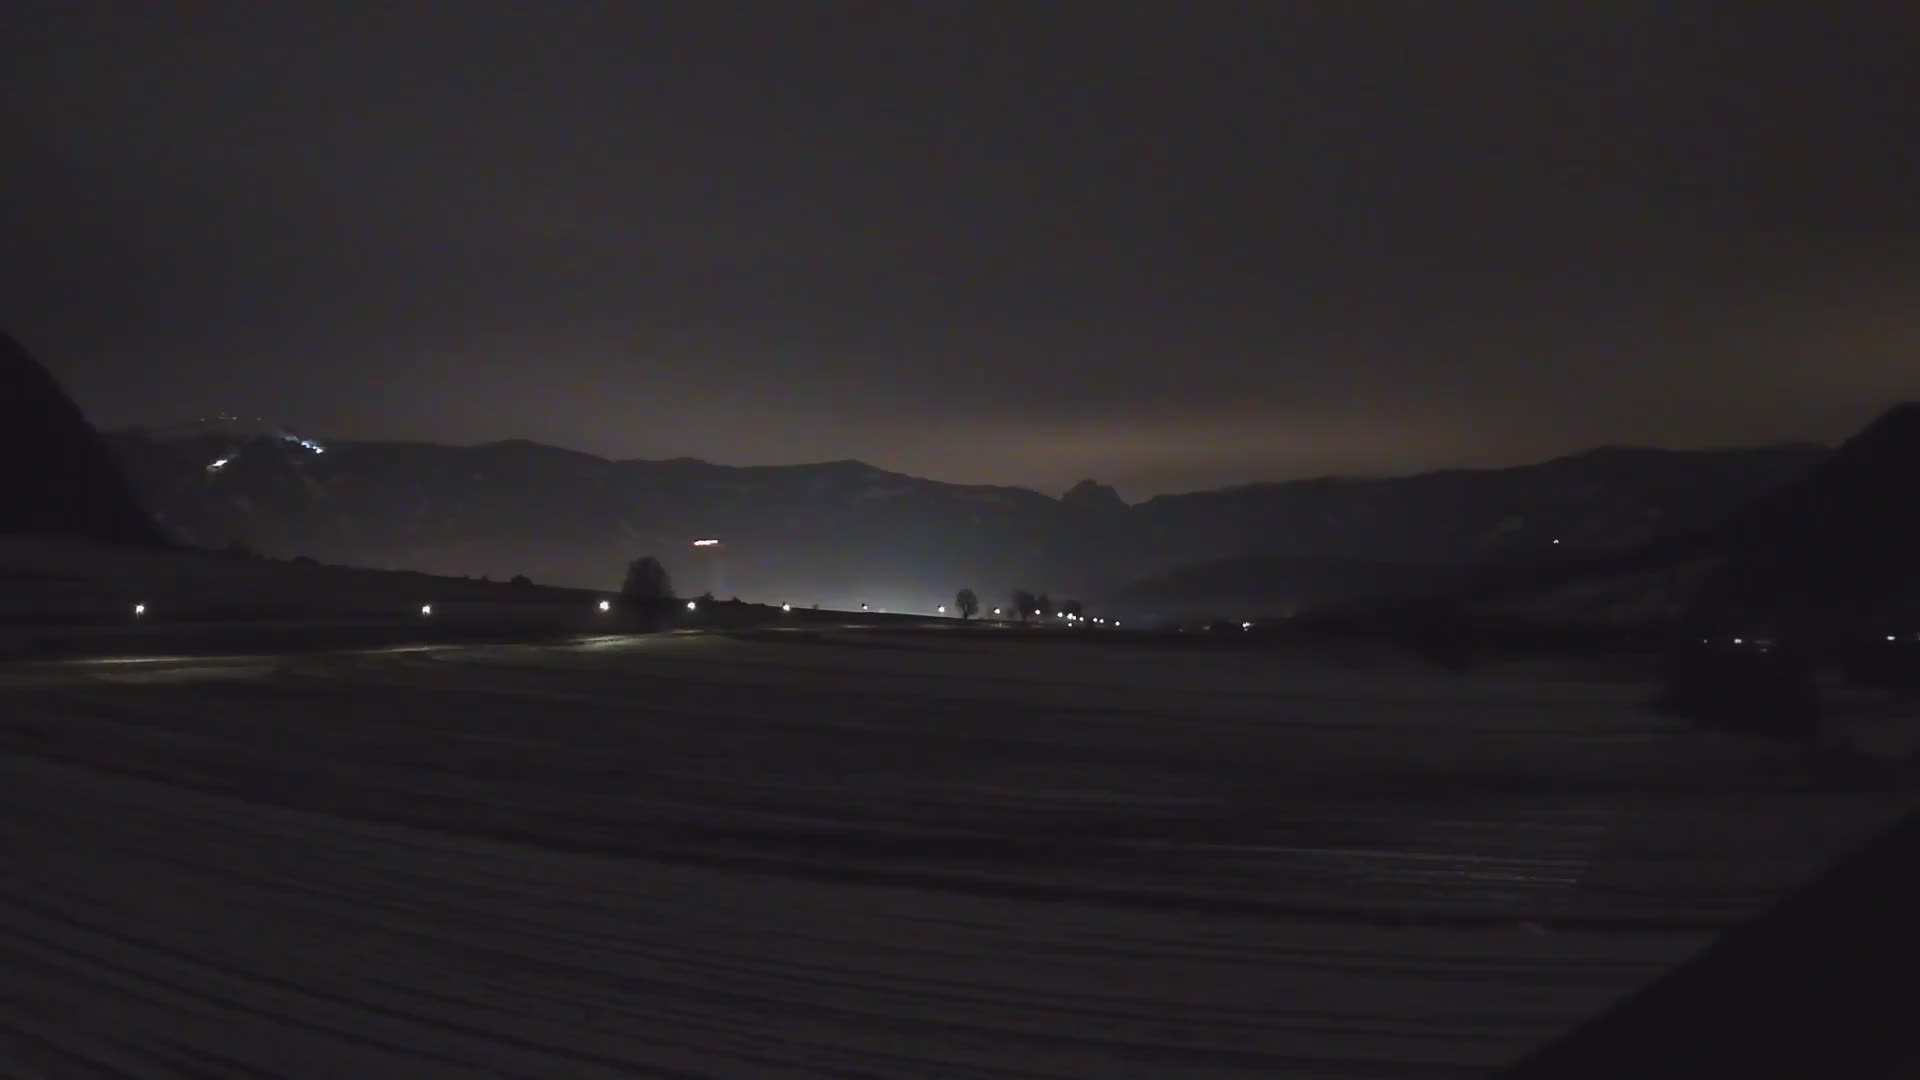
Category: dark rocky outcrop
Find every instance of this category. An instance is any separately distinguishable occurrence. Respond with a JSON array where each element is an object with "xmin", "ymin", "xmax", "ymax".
[
  {"xmin": 1060, "ymin": 478, "xmax": 1127, "ymax": 514},
  {"xmin": 0, "ymin": 332, "xmax": 164, "ymax": 546}
]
